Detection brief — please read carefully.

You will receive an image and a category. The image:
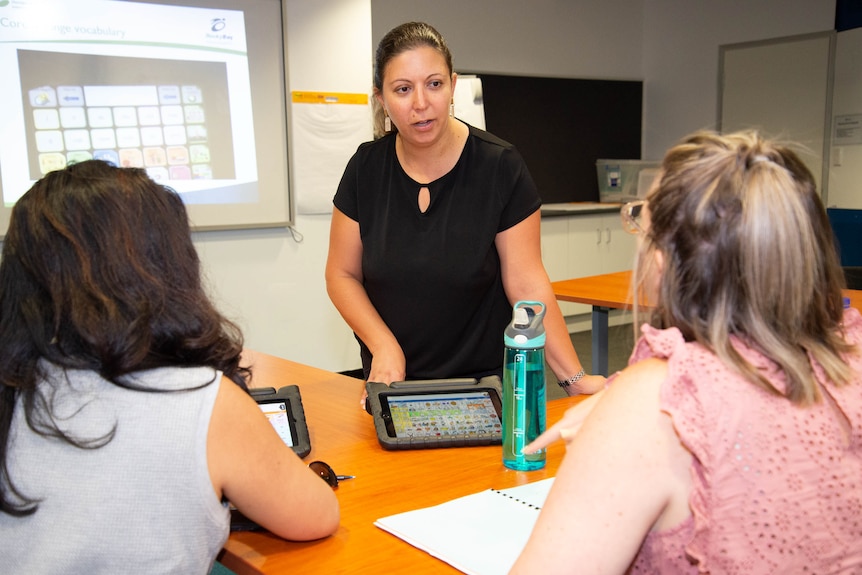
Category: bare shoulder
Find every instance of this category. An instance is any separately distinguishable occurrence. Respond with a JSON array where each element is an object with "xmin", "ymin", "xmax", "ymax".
[
  {"xmin": 213, "ymin": 374, "xmax": 255, "ymax": 409},
  {"xmin": 597, "ymin": 357, "xmax": 669, "ymax": 416},
  {"xmin": 567, "ymin": 355, "xmax": 685, "ymax": 512},
  {"xmin": 583, "ymin": 357, "xmax": 693, "ymax": 530},
  {"xmin": 615, "ymin": 357, "xmax": 669, "ymax": 390}
]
